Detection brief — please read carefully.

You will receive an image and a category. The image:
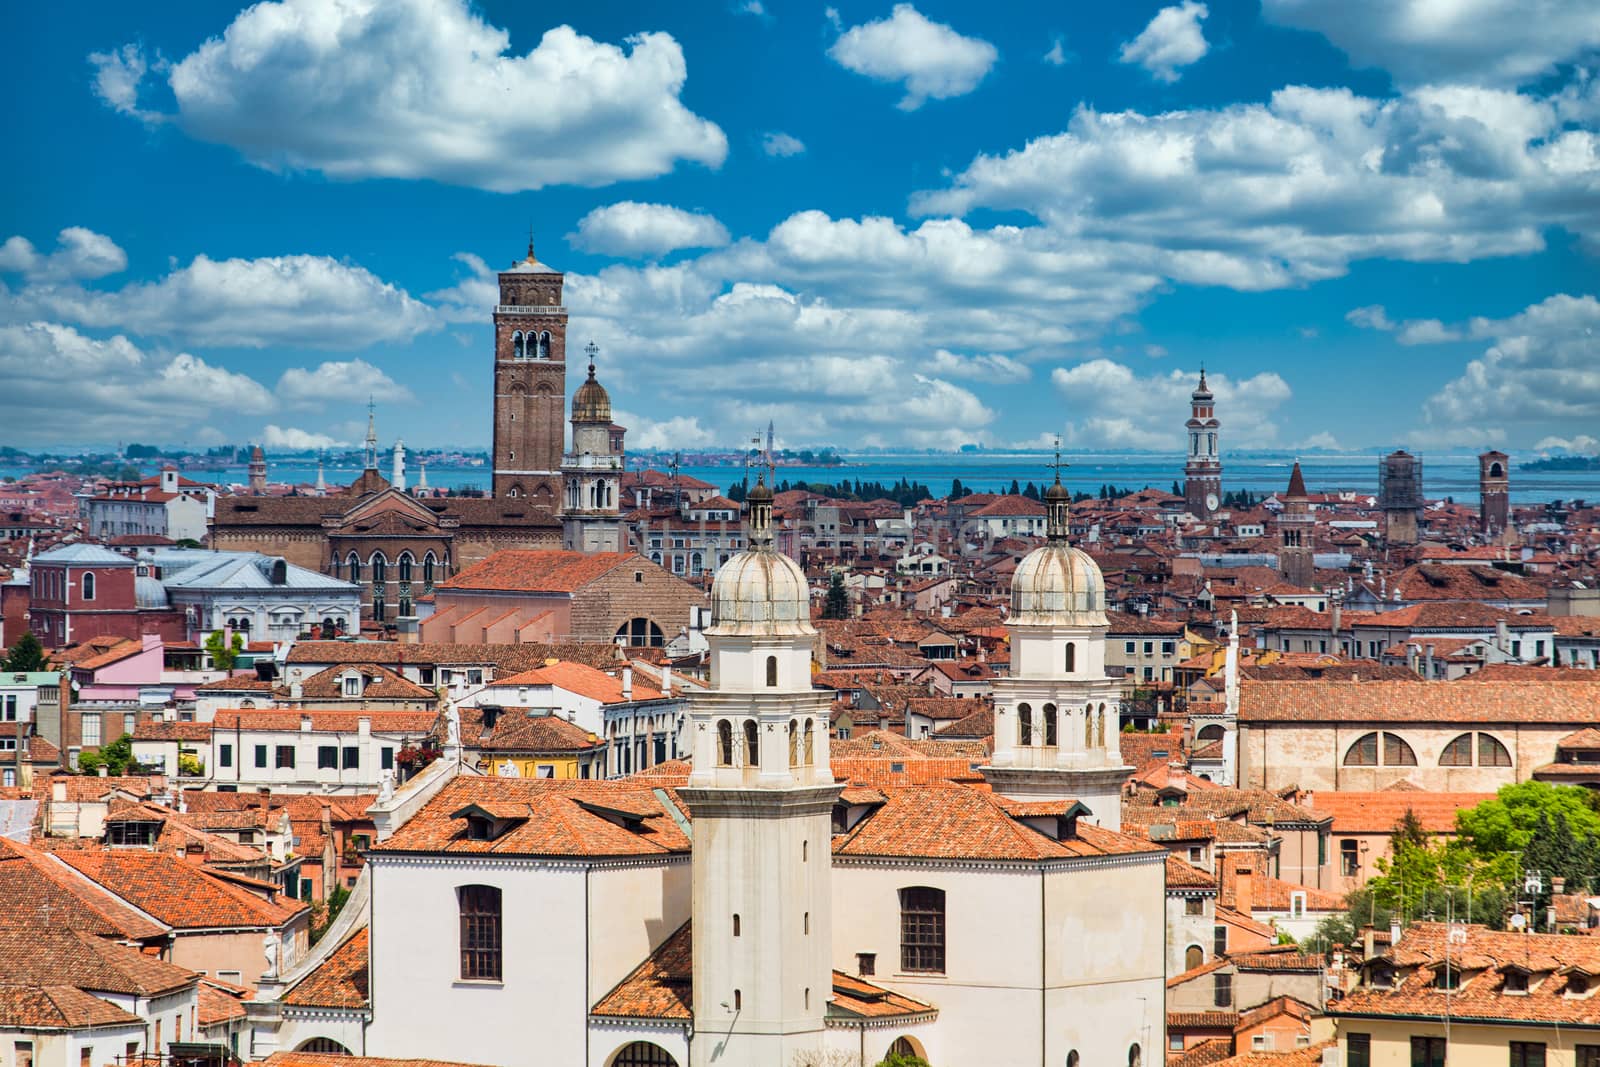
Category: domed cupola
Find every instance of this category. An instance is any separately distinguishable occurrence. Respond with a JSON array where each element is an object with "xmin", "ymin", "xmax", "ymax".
[
  {"xmin": 1010, "ymin": 474, "xmax": 1106, "ymax": 626},
  {"xmin": 708, "ymin": 477, "xmax": 814, "ymax": 638},
  {"xmin": 571, "ymin": 358, "xmax": 612, "ymax": 425}
]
